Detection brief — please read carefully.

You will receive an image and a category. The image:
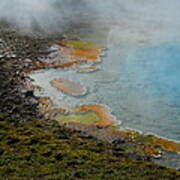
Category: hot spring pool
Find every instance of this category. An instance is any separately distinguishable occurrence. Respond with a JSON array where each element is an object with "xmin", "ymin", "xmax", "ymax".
[{"xmin": 30, "ymin": 40, "xmax": 180, "ymax": 142}]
